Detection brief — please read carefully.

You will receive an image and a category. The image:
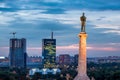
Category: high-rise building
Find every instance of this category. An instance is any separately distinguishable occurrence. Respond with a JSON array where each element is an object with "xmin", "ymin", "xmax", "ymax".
[
  {"xmin": 42, "ymin": 32, "xmax": 56, "ymax": 68},
  {"xmin": 59, "ymin": 54, "xmax": 71, "ymax": 65},
  {"xmin": 9, "ymin": 38, "xmax": 27, "ymax": 68}
]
